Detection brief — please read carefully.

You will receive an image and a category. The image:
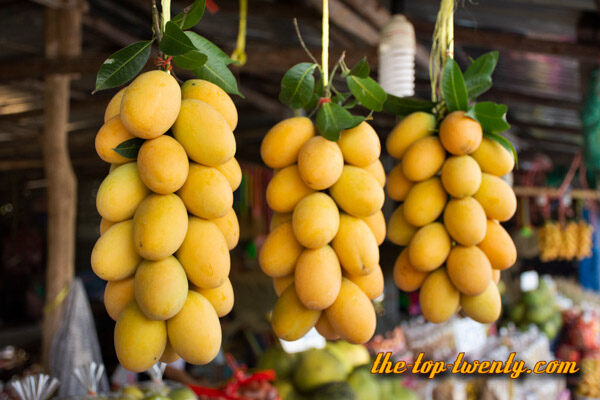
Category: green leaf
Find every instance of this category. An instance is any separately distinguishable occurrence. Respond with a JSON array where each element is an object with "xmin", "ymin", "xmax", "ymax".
[
  {"xmin": 441, "ymin": 59, "xmax": 468, "ymax": 112},
  {"xmin": 185, "ymin": 32, "xmax": 234, "ymax": 65},
  {"xmin": 159, "ymin": 21, "xmax": 195, "ymax": 56},
  {"xmin": 172, "ymin": 0, "xmax": 206, "ymax": 29},
  {"xmin": 346, "ymin": 76, "xmax": 387, "ymax": 112},
  {"xmin": 348, "ymin": 57, "xmax": 369, "ymax": 78},
  {"xmin": 332, "ymin": 91, "xmax": 349, "ymax": 105},
  {"xmin": 464, "ymin": 51, "xmax": 498, "ymax": 99},
  {"xmin": 113, "ymin": 138, "xmax": 144, "ymax": 158},
  {"xmin": 316, "ymin": 102, "xmax": 356, "ymax": 141},
  {"xmin": 484, "ymin": 131, "xmax": 517, "ymax": 165},
  {"xmin": 343, "ymin": 98, "xmax": 358, "ymax": 110},
  {"xmin": 278, "ymin": 63, "xmax": 317, "ymax": 109},
  {"xmin": 173, "ymin": 50, "xmax": 208, "ymax": 70},
  {"xmin": 347, "ymin": 114, "xmax": 365, "ymax": 128},
  {"xmin": 465, "ymin": 101, "xmax": 510, "ymax": 134},
  {"xmin": 383, "ymin": 94, "xmax": 436, "ymax": 116},
  {"xmin": 94, "ymin": 40, "xmax": 153, "ymax": 92},
  {"xmin": 194, "ymin": 60, "xmax": 242, "ymax": 96},
  {"xmin": 465, "ymin": 75, "xmax": 492, "ymax": 100},
  {"xmin": 303, "ymin": 75, "xmax": 325, "ymax": 111}
]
